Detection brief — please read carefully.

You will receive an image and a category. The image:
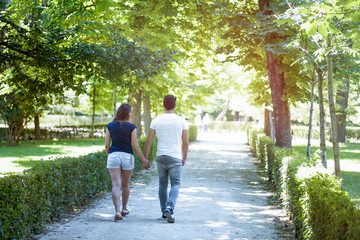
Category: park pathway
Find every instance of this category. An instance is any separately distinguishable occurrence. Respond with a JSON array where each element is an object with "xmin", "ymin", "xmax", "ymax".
[{"xmin": 38, "ymin": 132, "xmax": 290, "ymax": 240}]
